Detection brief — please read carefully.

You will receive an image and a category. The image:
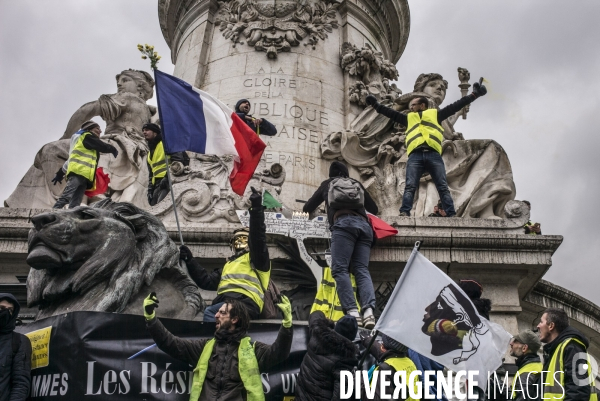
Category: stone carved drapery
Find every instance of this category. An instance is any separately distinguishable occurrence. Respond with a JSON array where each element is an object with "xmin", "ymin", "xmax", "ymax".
[
  {"xmin": 341, "ymin": 42, "xmax": 402, "ymax": 106},
  {"xmin": 215, "ymin": 0, "xmax": 340, "ymax": 58},
  {"xmin": 322, "ymin": 72, "xmax": 516, "ymax": 218}
]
